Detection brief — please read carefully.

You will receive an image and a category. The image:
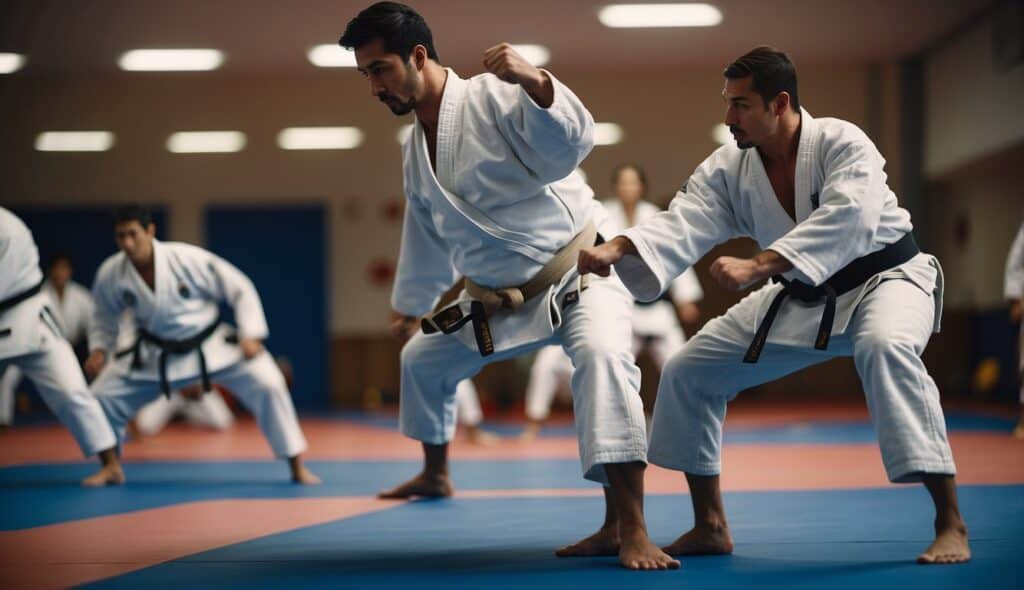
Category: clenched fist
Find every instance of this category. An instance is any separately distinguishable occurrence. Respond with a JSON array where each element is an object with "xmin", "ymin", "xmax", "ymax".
[
  {"xmin": 390, "ymin": 312, "xmax": 419, "ymax": 345},
  {"xmin": 709, "ymin": 256, "xmax": 764, "ymax": 291},
  {"xmin": 578, "ymin": 236, "xmax": 637, "ymax": 277},
  {"xmin": 84, "ymin": 350, "xmax": 106, "ymax": 380},
  {"xmin": 483, "ymin": 43, "xmax": 553, "ymax": 107}
]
